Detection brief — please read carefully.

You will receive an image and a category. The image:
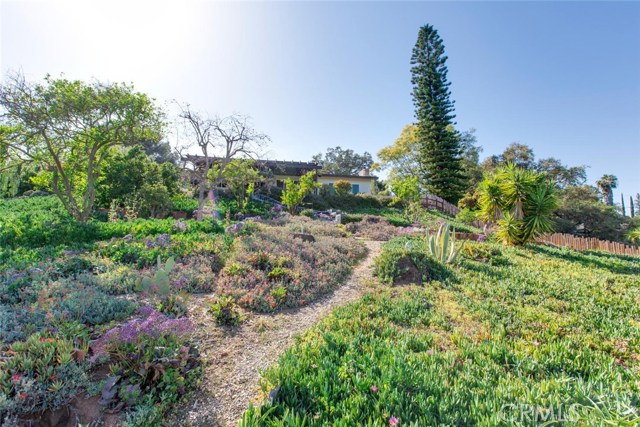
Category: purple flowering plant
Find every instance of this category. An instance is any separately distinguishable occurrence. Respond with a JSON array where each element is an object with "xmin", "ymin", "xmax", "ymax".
[{"xmin": 90, "ymin": 305, "xmax": 194, "ymax": 363}]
